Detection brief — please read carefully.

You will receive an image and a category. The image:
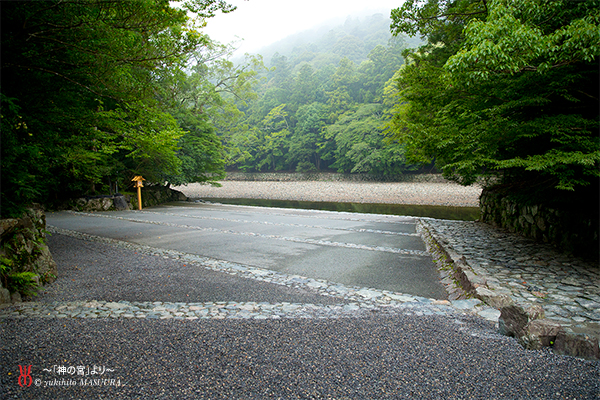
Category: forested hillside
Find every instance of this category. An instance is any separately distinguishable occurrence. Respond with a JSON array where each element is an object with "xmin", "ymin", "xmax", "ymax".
[
  {"xmin": 4, "ymin": 0, "xmax": 595, "ymax": 232},
  {"xmin": 218, "ymin": 14, "xmax": 425, "ymax": 174}
]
